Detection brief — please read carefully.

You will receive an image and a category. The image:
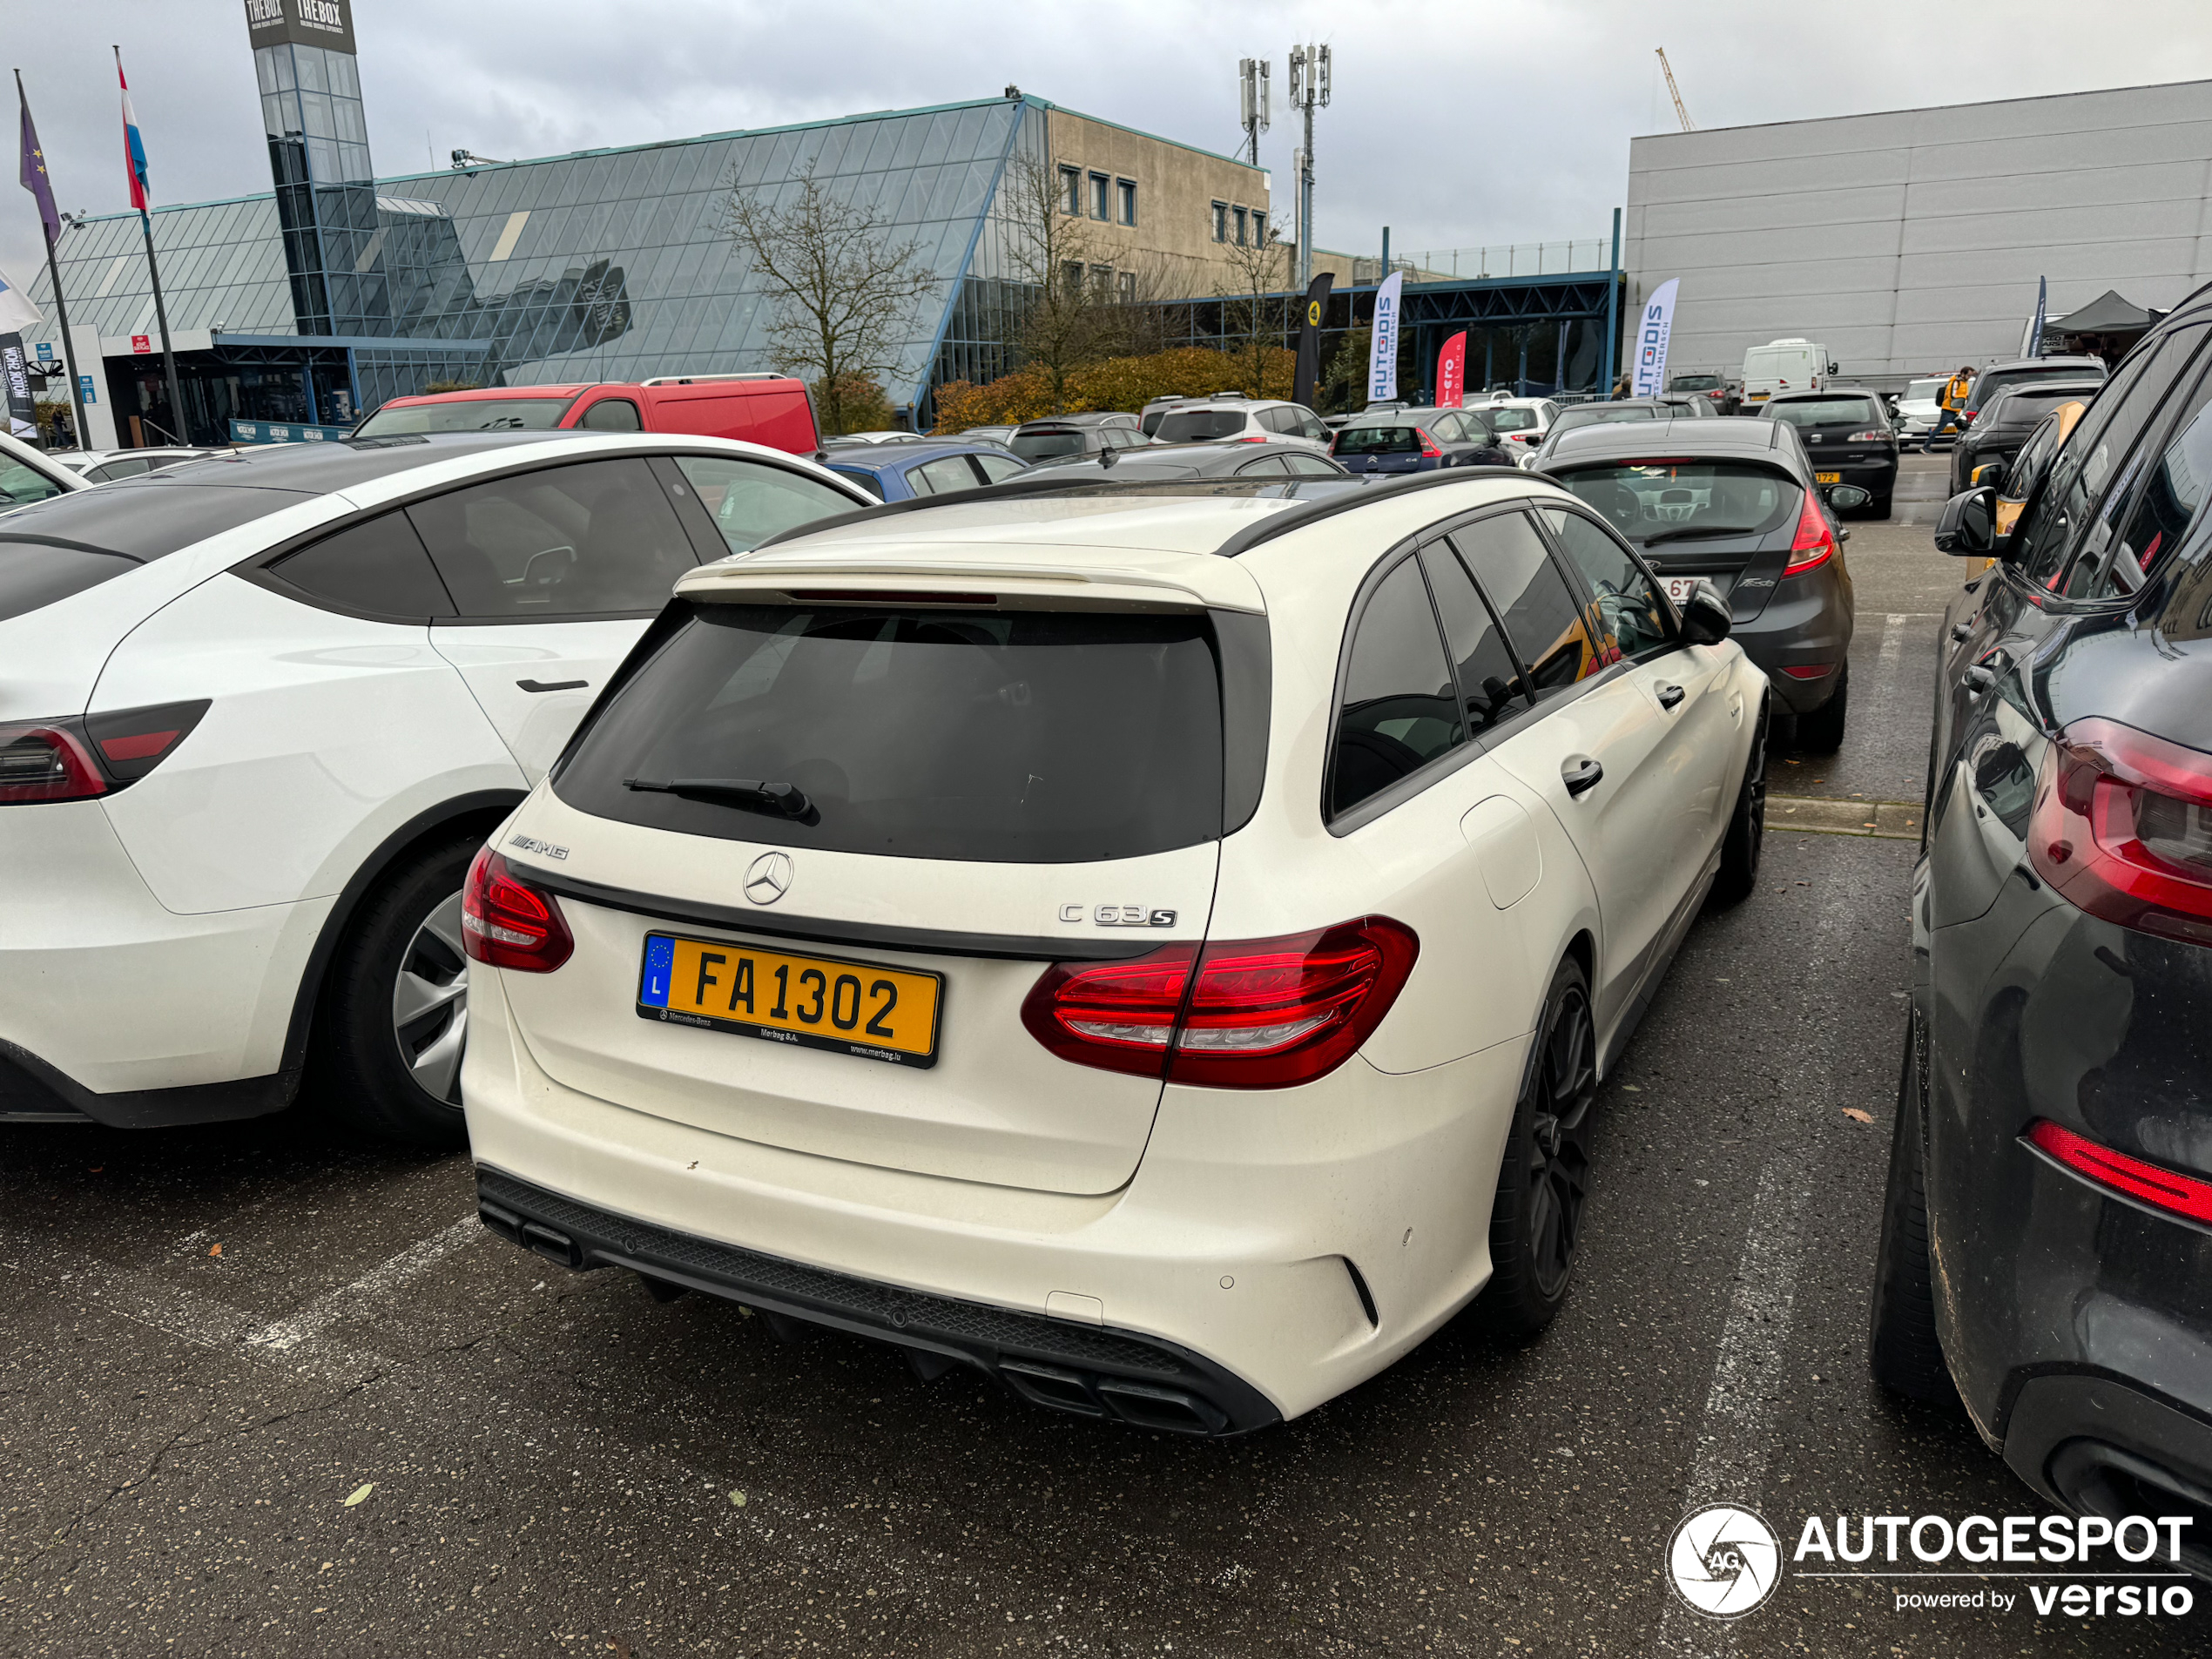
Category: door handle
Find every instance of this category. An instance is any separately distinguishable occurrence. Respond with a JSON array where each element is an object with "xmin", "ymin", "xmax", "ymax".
[
  {"xmin": 516, "ymin": 678, "xmax": 589, "ymax": 693},
  {"xmin": 1562, "ymin": 756, "xmax": 1605, "ymax": 797},
  {"xmin": 1951, "ymin": 623, "xmax": 1973, "ymax": 642},
  {"xmin": 1657, "ymin": 683, "xmax": 1686, "ymax": 710}
]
